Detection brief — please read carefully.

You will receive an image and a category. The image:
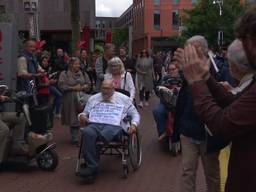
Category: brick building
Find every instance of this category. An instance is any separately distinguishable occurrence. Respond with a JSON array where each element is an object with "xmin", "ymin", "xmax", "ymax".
[
  {"xmin": 132, "ymin": 0, "xmax": 196, "ymax": 55},
  {"xmin": 116, "ymin": 5, "xmax": 133, "ymax": 27},
  {"xmin": 0, "ymin": 0, "xmax": 95, "ymax": 52}
]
